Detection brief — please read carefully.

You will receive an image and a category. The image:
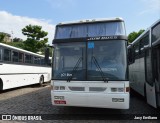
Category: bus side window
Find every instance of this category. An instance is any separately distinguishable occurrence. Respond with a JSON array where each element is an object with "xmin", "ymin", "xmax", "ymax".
[
  {"xmin": 0, "ymin": 47, "xmax": 2, "ymax": 61},
  {"xmin": 152, "ymin": 22, "xmax": 160, "ymax": 43},
  {"xmin": 12, "ymin": 51, "xmax": 19, "ymax": 62},
  {"xmin": 19, "ymin": 52, "xmax": 24, "ymax": 63},
  {"xmin": 34, "ymin": 57, "xmax": 41, "ymax": 65},
  {"xmin": 41, "ymin": 58, "xmax": 45, "ymax": 65},
  {"xmin": 25, "ymin": 54, "xmax": 32, "ymax": 64},
  {"xmin": 4, "ymin": 48, "xmax": 11, "ymax": 62},
  {"xmin": 139, "ymin": 33, "xmax": 149, "ymax": 58}
]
